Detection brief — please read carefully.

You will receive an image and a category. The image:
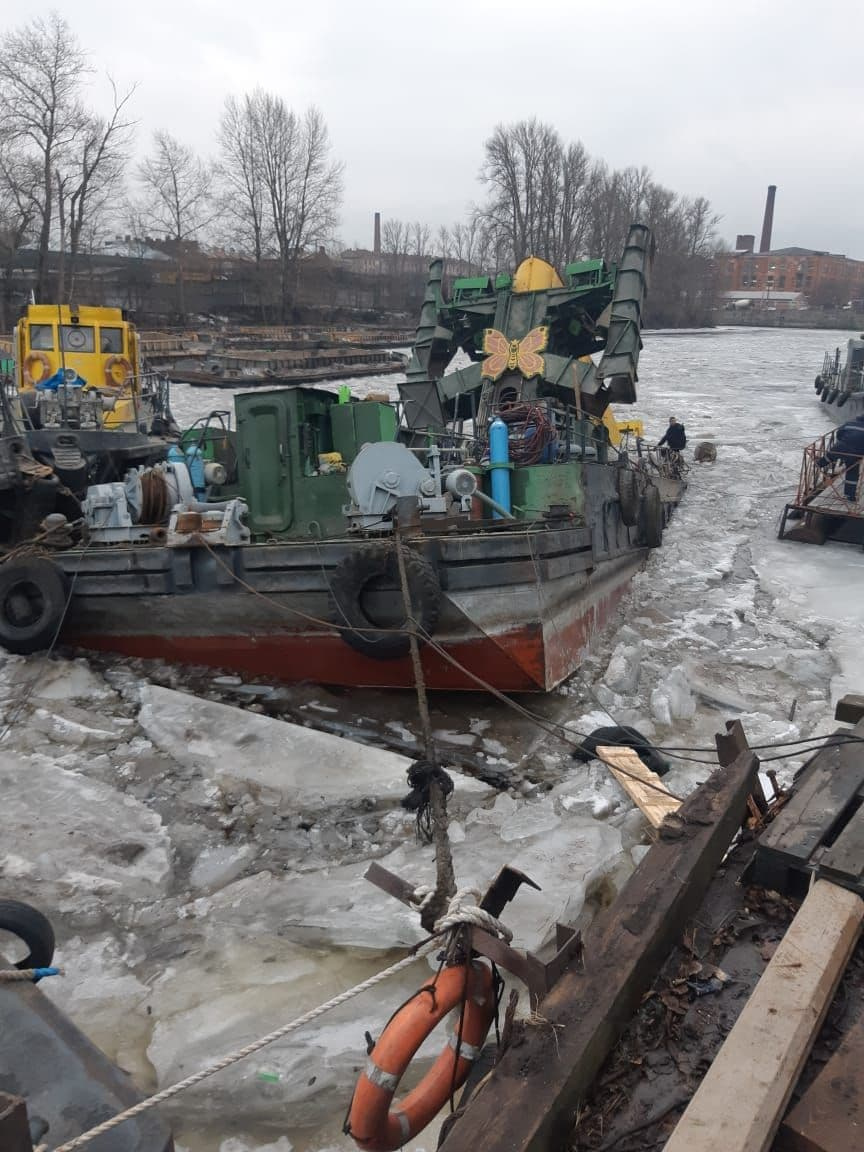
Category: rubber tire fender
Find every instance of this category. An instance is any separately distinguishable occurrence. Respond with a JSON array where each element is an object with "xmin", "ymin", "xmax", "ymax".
[
  {"xmin": 616, "ymin": 467, "xmax": 640, "ymax": 527},
  {"xmin": 815, "ymin": 375, "xmax": 823, "ymax": 391},
  {"xmin": 642, "ymin": 485, "xmax": 663, "ymax": 549},
  {"xmin": 0, "ymin": 557, "xmax": 67, "ymax": 655},
  {"xmin": 827, "ymin": 388, "xmax": 839, "ymax": 404},
  {"xmin": 837, "ymin": 392, "xmax": 849, "ymax": 408},
  {"xmin": 329, "ymin": 545, "xmax": 441, "ymax": 661},
  {"xmin": 0, "ymin": 899, "xmax": 55, "ymax": 969}
]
